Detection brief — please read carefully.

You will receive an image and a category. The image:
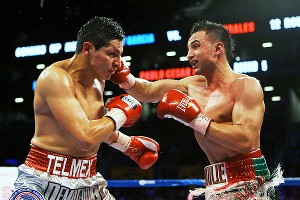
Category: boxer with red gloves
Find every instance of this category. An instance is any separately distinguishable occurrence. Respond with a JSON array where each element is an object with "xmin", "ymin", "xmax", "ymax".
[
  {"xmin": 106, "ymin": 20, "xmax": 278, "ymax": 199},
  {"xmin": 157, "ymin": 89, "xmax": 212, "ymax": 136},
  {"xmin": 105, "ymin": 94, "xmax": 142, "ymax": 130},
  {"xmin": 110, "ymin": 59, "xmax": 136, "ymax": 90},
  {"xmin": 10, "ymin": 17, "xmax": 161, "ymax": 200},
  {"xmin": 110, "ymin": 132, "xmax": 160, "ymax": 169}
]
